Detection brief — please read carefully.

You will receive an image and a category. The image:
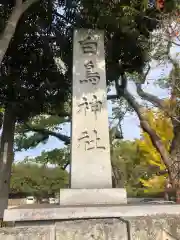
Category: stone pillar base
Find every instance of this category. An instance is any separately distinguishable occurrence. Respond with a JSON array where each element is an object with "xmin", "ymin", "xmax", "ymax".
[{"xmin": 59, "ymin": 188, "xmax": 127, "ymax": 206}]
